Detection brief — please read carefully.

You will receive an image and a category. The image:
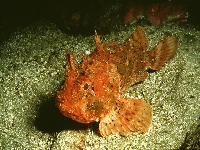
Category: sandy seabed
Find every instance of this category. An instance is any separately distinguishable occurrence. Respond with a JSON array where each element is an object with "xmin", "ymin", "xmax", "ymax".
[{"xmin": 0, "ymin": 20, "xmax": 200, "ymax": 149}]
